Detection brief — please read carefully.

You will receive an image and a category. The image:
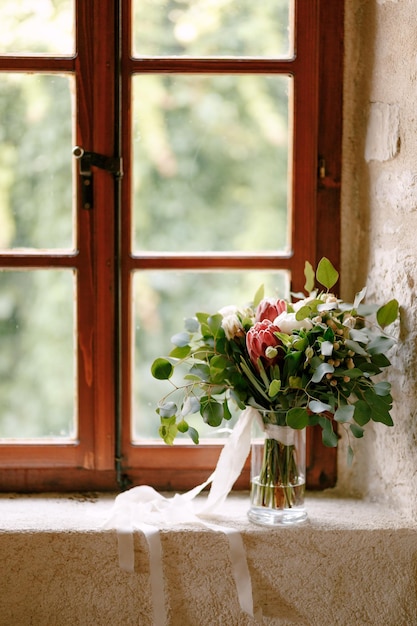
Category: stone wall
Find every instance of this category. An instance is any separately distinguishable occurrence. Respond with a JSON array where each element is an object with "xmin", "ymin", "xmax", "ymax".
[{"xmin": 339, "ymin": 0, "xmax": 417, "ymax": 517}]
